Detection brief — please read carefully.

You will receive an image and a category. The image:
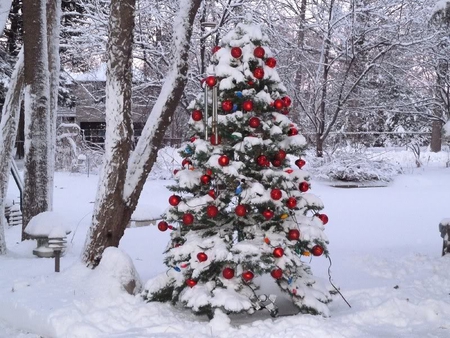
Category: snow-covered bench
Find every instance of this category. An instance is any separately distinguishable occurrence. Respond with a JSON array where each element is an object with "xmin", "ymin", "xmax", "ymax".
[
  {"xmin": 439, "ymin": 218, "xmax": 450, "ymax": 256},
  {"xmin": 24, "ymin": 211, "xmax": 71, "ymax": 258}
]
